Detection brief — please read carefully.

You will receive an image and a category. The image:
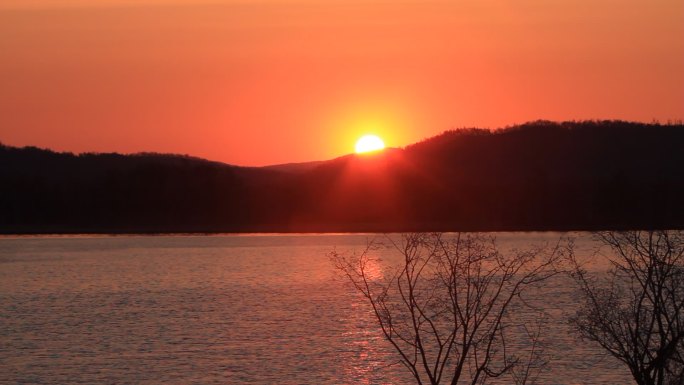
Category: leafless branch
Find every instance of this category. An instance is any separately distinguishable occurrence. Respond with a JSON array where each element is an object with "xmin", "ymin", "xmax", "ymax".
[{"xmin": 331, "ymin": 232, "xmax": 563, "ymax": 385}]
